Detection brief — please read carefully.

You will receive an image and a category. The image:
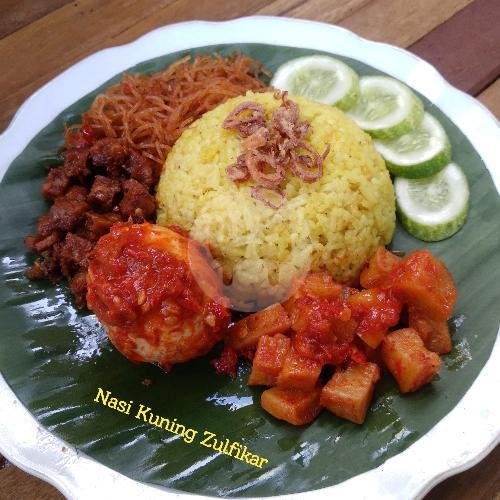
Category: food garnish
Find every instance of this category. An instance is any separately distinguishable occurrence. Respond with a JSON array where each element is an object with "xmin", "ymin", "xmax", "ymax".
[
  {"xmin": 395, "ymin": 162, "xmax": 470, "ymax": 241},
  {"xmin": 270, "ymin": 55, "xmax": 360, "ymax": 111},
  {"xmin": 271, "ymin": 57, "xmax": 469, "ymax": 243},
  {"xmin": 347, "ymin": 76, "xmax": 424, "ymax": 140},
  {"xmin": 222, "ymin": 91, "xmax": 330, "ymax": 209},
  {"xmin": 374, "ymin": 112, "xmax": 452, "ymax": 178}
]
